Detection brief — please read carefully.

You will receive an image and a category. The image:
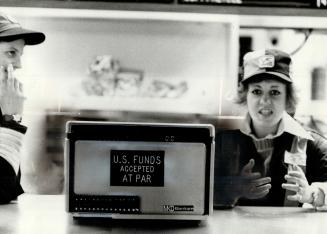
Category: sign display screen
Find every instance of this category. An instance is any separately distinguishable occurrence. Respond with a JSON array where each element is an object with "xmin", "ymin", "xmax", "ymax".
[
  {"xmin": 66, "ymin": 121, "xmax": 214, "ymax": 217},
  {"xmin": 110, "ymin": 150, "xmax": 165, "ymax": 186}
]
